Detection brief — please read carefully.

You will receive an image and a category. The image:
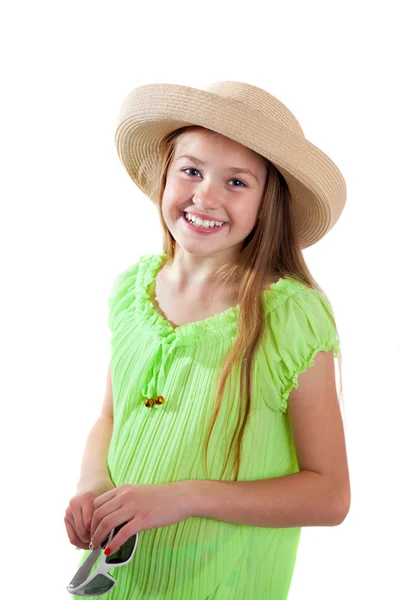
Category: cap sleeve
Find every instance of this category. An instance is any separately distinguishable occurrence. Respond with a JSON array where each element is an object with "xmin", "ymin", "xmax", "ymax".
[
  {"xmin": 108, "ymin": 258, "xmax": 141, "ymax": 334},
  {"xmin": 259, "ymin": 287, "xmax": 341, "ymax": 413}
]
